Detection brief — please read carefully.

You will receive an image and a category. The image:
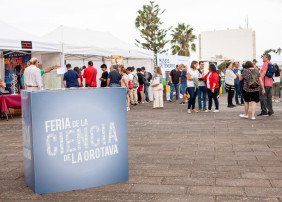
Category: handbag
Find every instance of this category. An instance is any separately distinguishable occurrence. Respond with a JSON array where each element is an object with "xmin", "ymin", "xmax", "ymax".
[
  {"xmin": 86, "ymin": 68, "xmax": 96, "ymax": 87},
  {"xmin": 151, "ymin": 77, "xmax": 160, "ymax": 87},
  {"xmin": 128, "ymin": 80, "xmax": 134, "ymax": 89},
  {"xmin": 154, "ymin": 83, "xmax": 163, "ymax": 91}
]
